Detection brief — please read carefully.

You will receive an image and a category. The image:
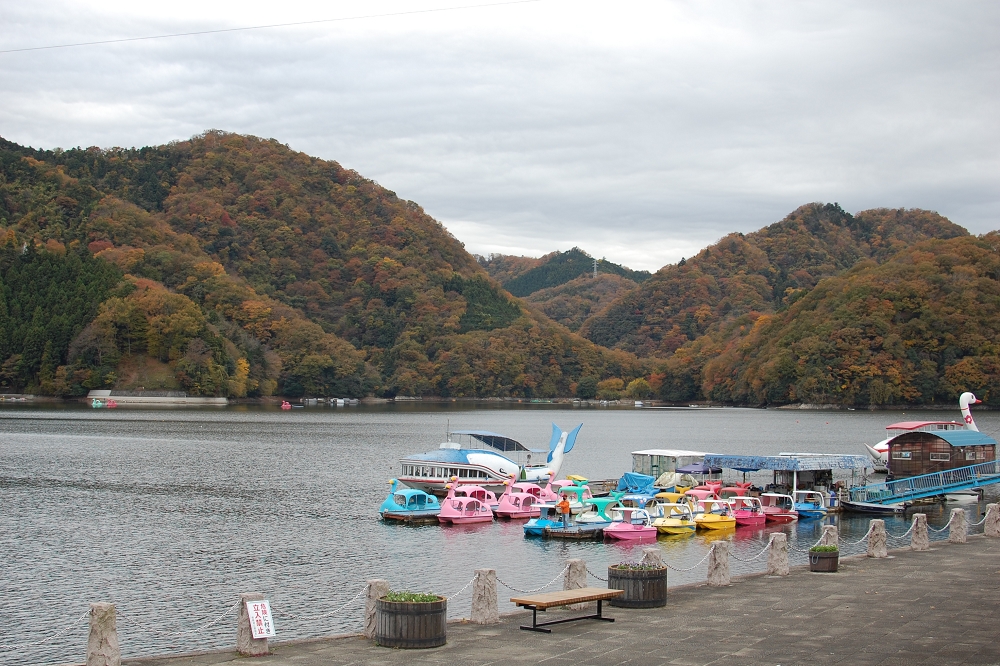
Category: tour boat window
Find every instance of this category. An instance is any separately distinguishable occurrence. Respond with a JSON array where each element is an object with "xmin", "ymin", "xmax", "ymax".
[
  {"xmin": 929, "ymin": 453, "xmax": 950, "ymax": 461},
  {"xmin": 892, "ymin": 451, "xmax": 912, "ymax": 459},
  {"xmin": 966, "ymin": 451, "xmax": 977, "ymax": 460}
]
